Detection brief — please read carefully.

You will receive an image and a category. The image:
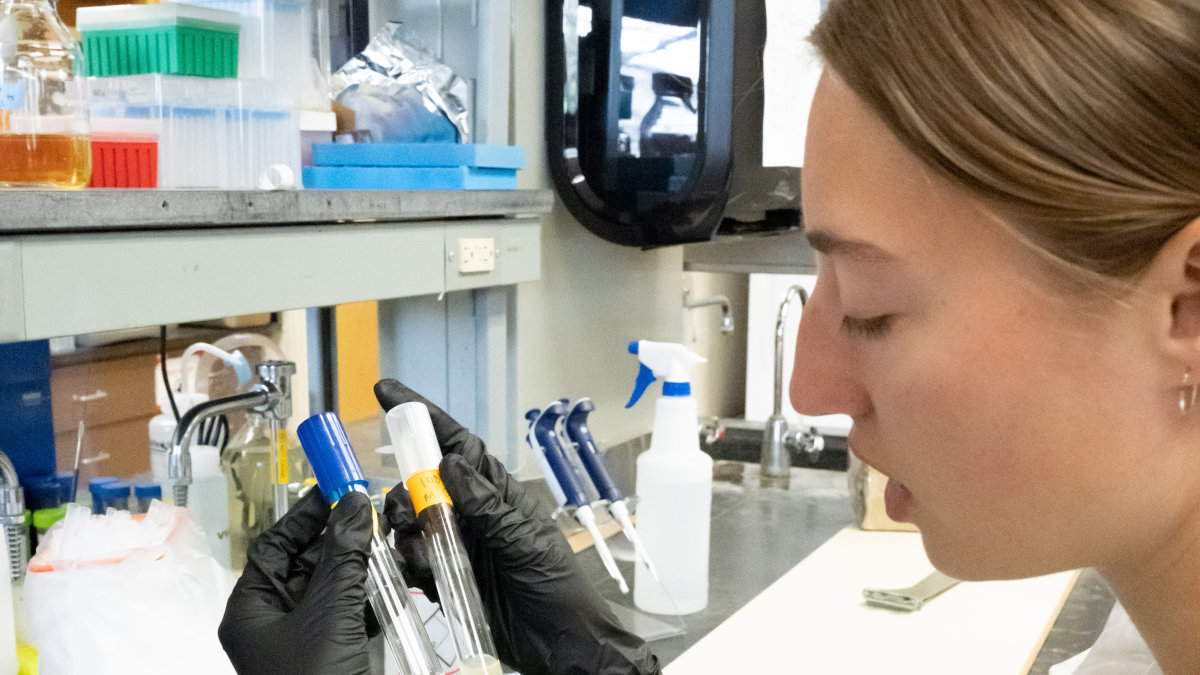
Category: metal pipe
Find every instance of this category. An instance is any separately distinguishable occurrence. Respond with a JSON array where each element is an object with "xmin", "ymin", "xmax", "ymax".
[
  {"xmin": 773, "ymin": 286, "xmax": 808, "ymax": 416},
  {"xmin": 762, "ymin": 285, "xmax": 811, "ymax": 484},
  {"xmin": 169, "ymin": 389, "xmax": 273, "ymax": 507},
  {"xmin": 685, "ymin": 292, "xmax": 734, "ymax": 334},
  {"xmin": 169, "ymin": 360, "xmax": 296, "ymax": 510},
  {"xmin": 269, "ymin": 418, "xmax": 289, "ymax": 523},
  {"xmin": 0, "ymin": 451, "xmax": 26, "ymax": 580}
]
